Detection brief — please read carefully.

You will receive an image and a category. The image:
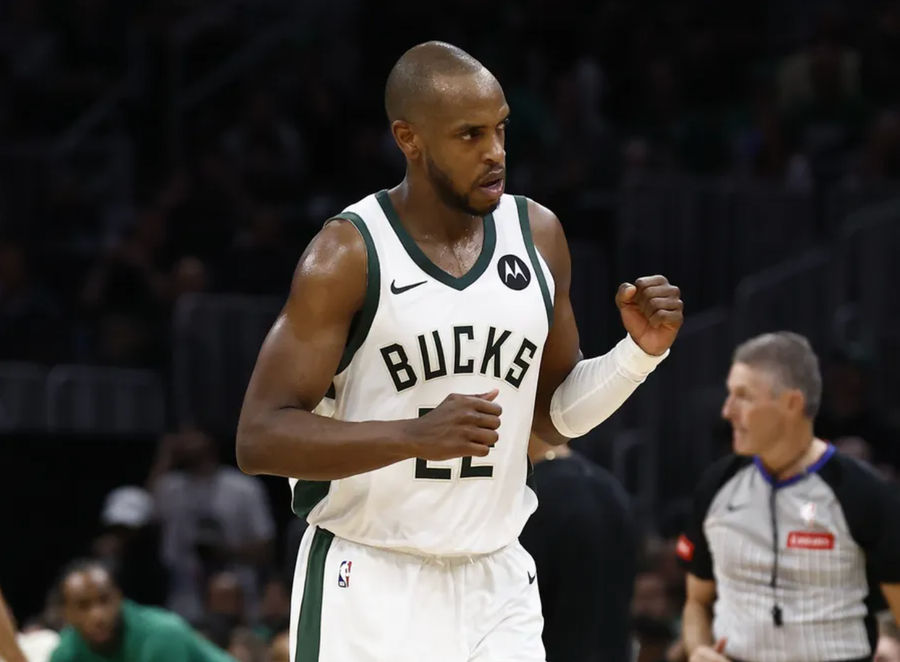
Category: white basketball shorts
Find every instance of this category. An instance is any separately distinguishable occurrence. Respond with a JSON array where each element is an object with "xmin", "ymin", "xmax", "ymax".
[{"xmin": 288, "ymin": 525, "xmax": 545, "ymax": 662}]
